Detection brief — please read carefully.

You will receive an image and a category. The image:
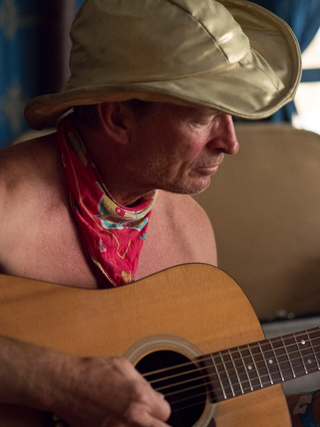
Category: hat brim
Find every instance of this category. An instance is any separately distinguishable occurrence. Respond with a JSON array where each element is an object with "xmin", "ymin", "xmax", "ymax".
[{"xmin": 24, "ymin": 0, "xmax": 301, "ymax": 130}]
